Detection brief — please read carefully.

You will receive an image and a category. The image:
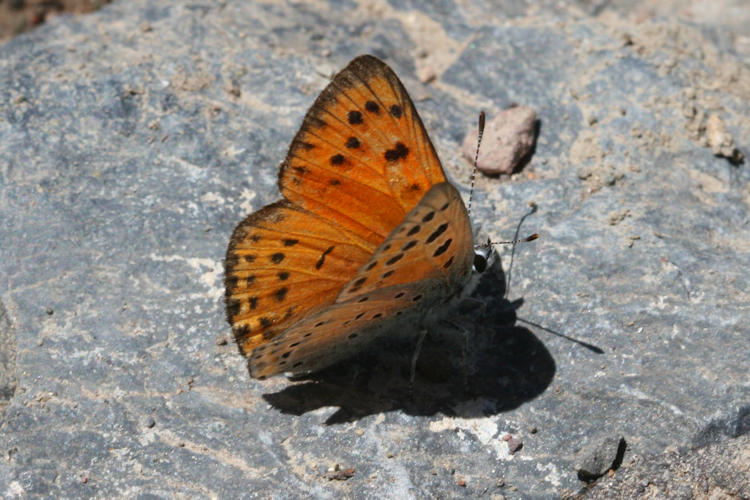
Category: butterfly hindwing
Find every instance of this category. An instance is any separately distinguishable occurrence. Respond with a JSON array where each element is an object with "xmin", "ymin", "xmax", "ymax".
[
  {"xmin": 337, "ymin": 182, "xmax": 475, "ymax": 302},
  {"xmin": 279, "ymin": 55, "xmax": 447, "ymax": 246},
  {"xmin": 249, "ymin": 284, "xmax": 434, "ymax": 379}
]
